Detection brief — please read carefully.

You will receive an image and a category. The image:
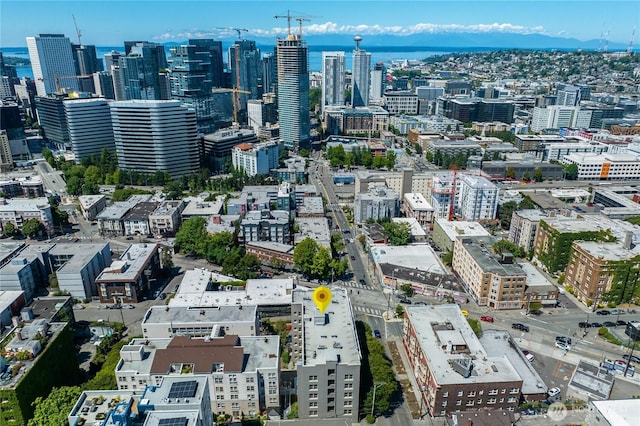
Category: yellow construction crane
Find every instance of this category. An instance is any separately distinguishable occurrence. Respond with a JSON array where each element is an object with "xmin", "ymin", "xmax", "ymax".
[{"xmin": 219, "ymin": 88, "xmax": 251, "ymax": 127}]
